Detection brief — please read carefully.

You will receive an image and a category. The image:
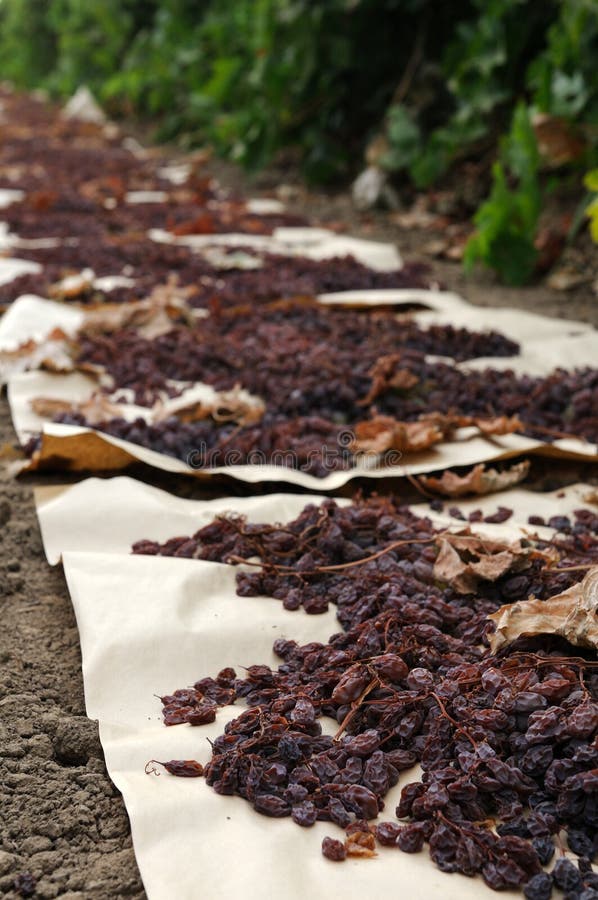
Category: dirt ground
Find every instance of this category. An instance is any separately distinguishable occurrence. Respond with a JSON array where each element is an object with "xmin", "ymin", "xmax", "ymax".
[{"xmin": 1, "ymin": 137, "xmax": 597, "ymax": 898}]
